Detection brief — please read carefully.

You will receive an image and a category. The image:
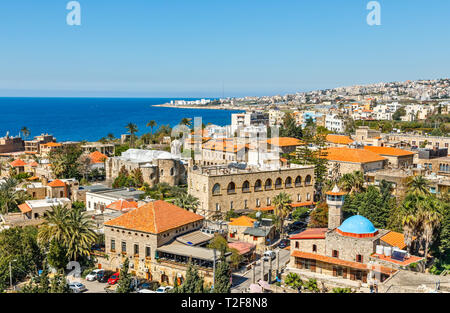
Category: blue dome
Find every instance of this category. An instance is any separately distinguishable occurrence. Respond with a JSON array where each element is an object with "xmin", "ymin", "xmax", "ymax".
[{"xmin": 337, "ymin": 215, "xmax": 377, "ymax": 235}]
